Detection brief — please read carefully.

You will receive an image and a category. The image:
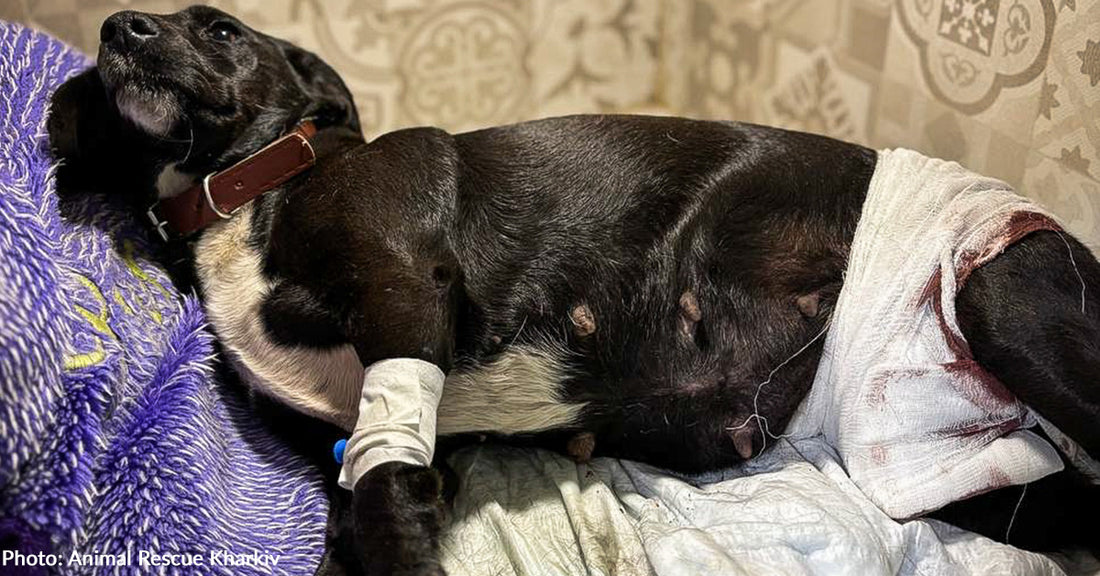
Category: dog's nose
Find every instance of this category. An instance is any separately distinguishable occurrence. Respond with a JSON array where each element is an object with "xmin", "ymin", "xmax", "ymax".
[{"xmin": 100, "ymin": 11, "xmax": 159, "ymax": 50}]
